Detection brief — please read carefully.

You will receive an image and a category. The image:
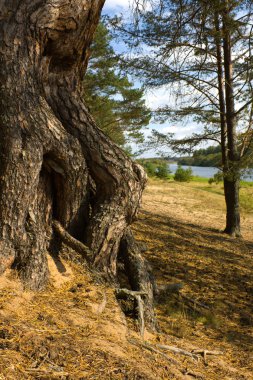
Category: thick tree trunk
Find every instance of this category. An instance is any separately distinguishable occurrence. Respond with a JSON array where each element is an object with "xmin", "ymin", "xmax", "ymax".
[
  {"xmin": 222, "ymin": 2, "xmax": 241, "ymax": 237},
  {"xmin": 0, "ymin": 1, "xmax": 148, "ymax": 293}
]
